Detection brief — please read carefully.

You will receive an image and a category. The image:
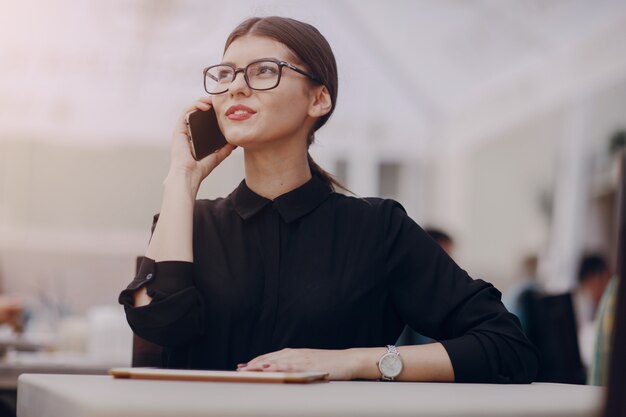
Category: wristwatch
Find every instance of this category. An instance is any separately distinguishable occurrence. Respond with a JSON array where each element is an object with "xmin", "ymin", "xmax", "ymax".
[{"xmin": 377, "ymin": 345, "xmax": 403, "ymax": 381}]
